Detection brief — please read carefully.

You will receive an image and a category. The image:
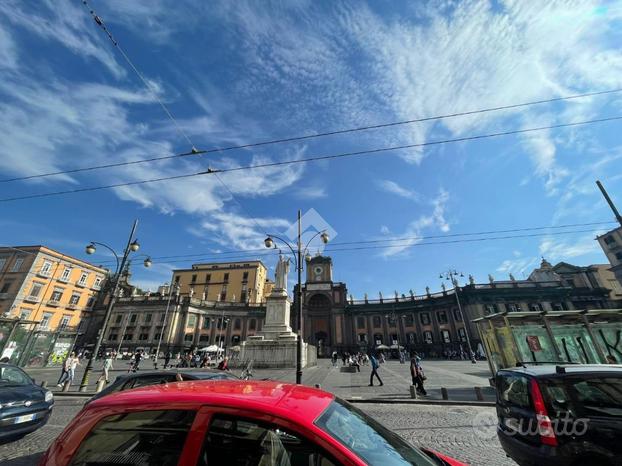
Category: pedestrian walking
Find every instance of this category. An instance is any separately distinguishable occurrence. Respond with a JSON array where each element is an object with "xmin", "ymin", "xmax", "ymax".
[
  {"xmin": 164, "ymin": 351, "xmax": 172, "ymax": 368},
  {"xmin": 132, "ymin": 350, "xmax": 142, "ymax": 372},
  {"xmin": 58, "ymin": 352, "xmax": 80, "ymax": 387},
  {"xmin": 331, "ymin": 351, "xmax": 338, "ymax": 367},
  {"xmin": 341, "ymin": 353, "xmax": 347, "ymax": 366},
  {"xmin": 101, "ymin": 353, "xmax": 113, "ymax": 384},
  {"xmin": 57, "ymin": 353, "xmax": 71, "ymax": 387},
  {"xmin": 368, "ymin": 353, "xmax": 383, "ymax": 386},
  {"xmin": 410, "ymin": 352, "xmax": 427, "ymax": 395}
]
